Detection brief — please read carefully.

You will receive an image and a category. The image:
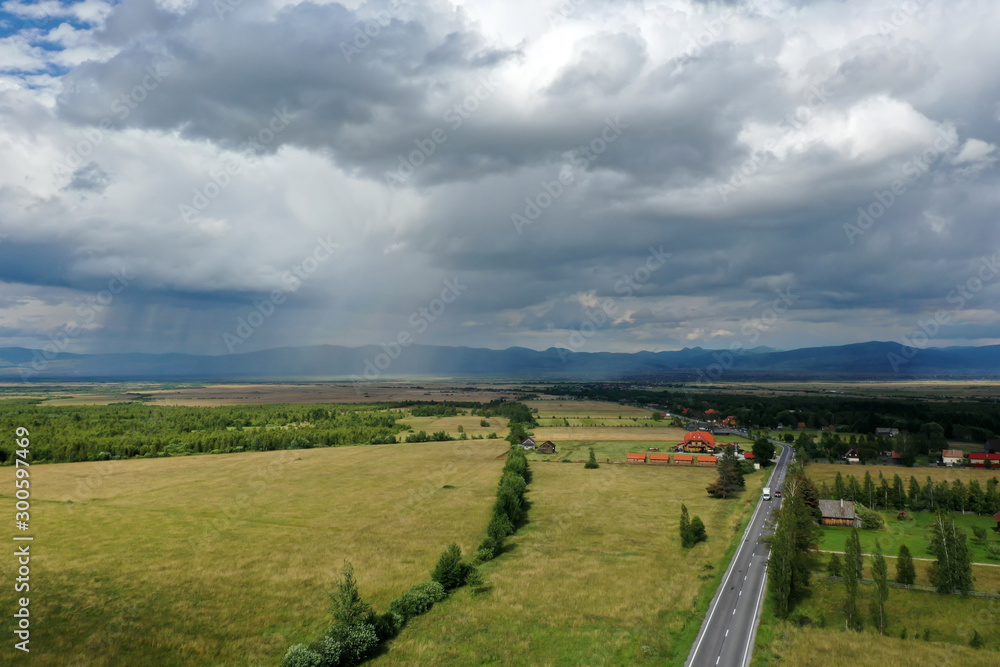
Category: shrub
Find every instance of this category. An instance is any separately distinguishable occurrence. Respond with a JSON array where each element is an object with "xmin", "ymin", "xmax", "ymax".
[
  {"xmin": 584, "ymin": 447, "xmax": 599, "ymax": 469},
  {"xmin": 315, "ymin": 636, "xmax": 342, "ymax": 666},
  {"xmin": 494, "ymin": 487, "xmax": 522, "ymax": 524},
  {"xmin": 986, "ymin": 542, "xmax": 1000, "ymax": 560},
  {"xmin": 856, "ymin": 505, "xmax": 885, "ymax": 529},
  {"xmin": 827, "ymin": 552, "xmax": 842, "ymax": 577},
  {"xmin": 281, "ymin": 644, "xmax": 322, "ymax": 667},
  {"xmin": 387, "ymin": 581, "xmax": 447, "ymax": 621},
  {"xmin": 431, "ymin": 543, "xmax": 467, "ymax": 590},
  {"xmin": 487, "ymin": 513, "xmax": 514, "ymax": 541},
  {"xmin": 330, "ymin": 622, "xmax": 378, "ymax": 666},
  {"xmin": 473, "ymin": 547, "xmax": 495, "ymax": 563},
  {"xmin": 480, "ymin": 419, "xmax": 490, "ymax": 427}
]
